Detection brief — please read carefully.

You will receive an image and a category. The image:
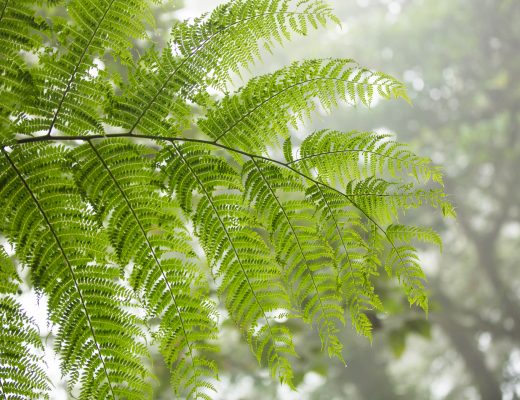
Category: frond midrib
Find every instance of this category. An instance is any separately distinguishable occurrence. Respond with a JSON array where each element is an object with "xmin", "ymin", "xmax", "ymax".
[
  {"xmin": 287, "ymin": 148, "xmax": 415, "ymax": 166},
  {"xmin": 314, "ymin": 184, "xmax": 356, "ymax": 286},
  {"xmin": 171, "ymin": 143, "xmax": 281, "ymax": 352},
  {"xmin": 211, "ymin": 75, "xmax": 397, "ymax": 144}
]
